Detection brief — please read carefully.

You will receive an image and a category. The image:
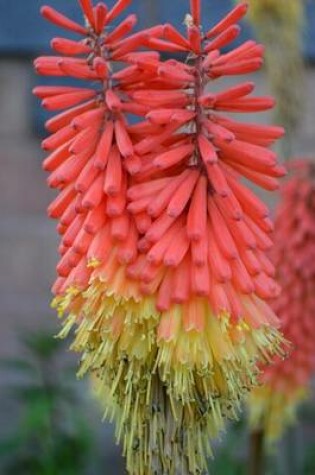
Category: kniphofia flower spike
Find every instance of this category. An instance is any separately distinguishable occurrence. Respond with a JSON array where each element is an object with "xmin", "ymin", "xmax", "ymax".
[
  {"xmin": 35, "ymin": 1, "xmax": 287, "ymax": 473},
  {"xmin": 249, "ymin": 160, "xmax": 315, "ymax": 444}
]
